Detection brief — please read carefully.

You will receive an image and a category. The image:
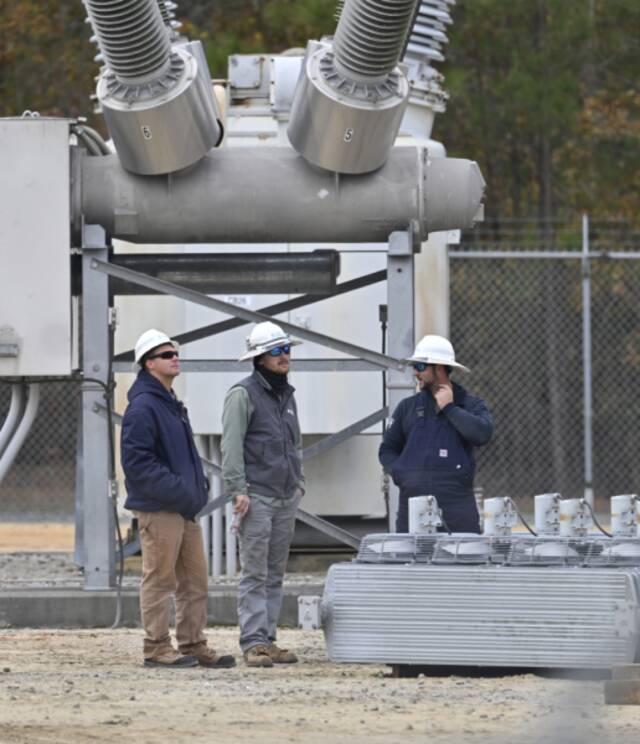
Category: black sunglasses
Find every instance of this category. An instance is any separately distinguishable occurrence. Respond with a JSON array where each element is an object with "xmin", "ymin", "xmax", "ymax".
[
  {"xmin": 411, "ymin": 362, "xmax": 429, "ymax": 372},
  {"xmin": 148, "ymin": 350, "xmax": 179, "ymax": 360},
  {"xmin": 268, "ymin": 344, "xmax": 291, "ymax": 357}
]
